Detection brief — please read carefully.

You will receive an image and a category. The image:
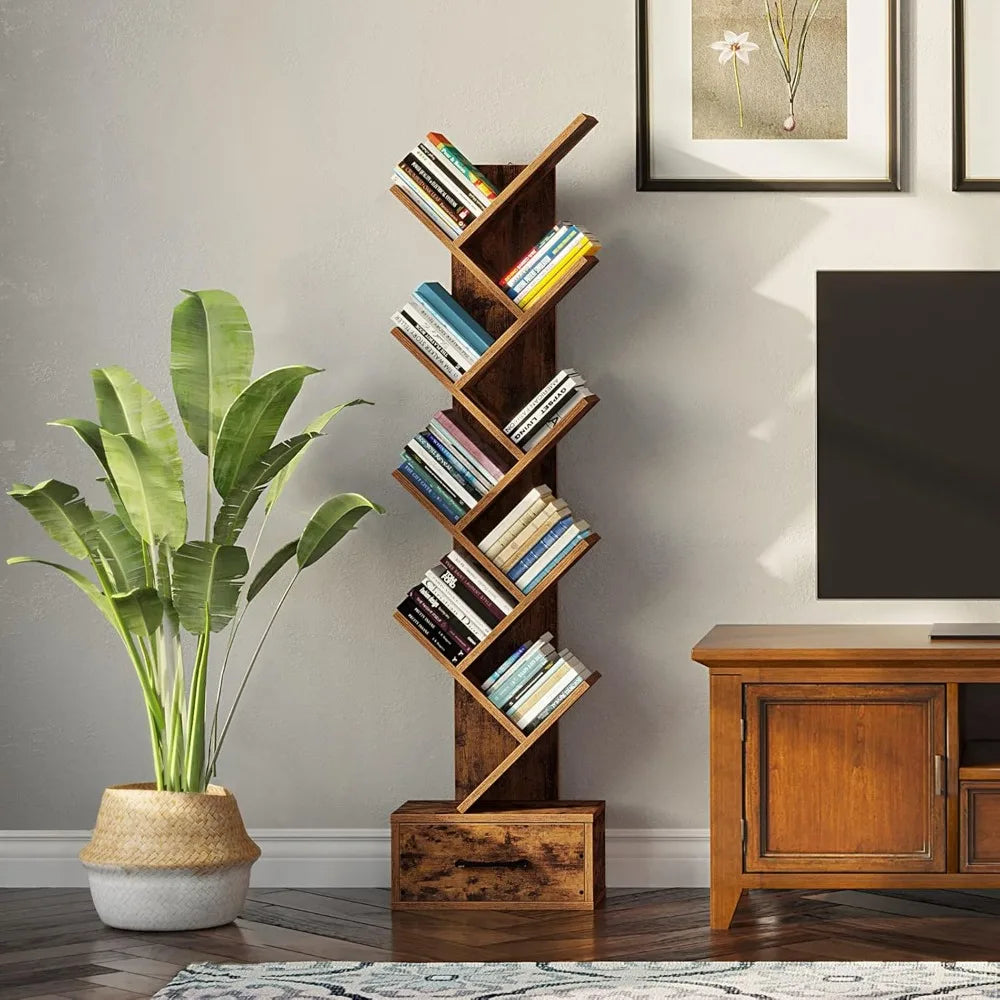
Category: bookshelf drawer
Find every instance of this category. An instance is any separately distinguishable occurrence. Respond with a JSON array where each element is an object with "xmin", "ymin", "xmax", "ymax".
[
  {"xmin": 391, "ymin": 801, "xmax": 605, "ymax": 909},
  {"xmin": 961, "ymin": 781, "xmax": 1000, "ymax": 872}
]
